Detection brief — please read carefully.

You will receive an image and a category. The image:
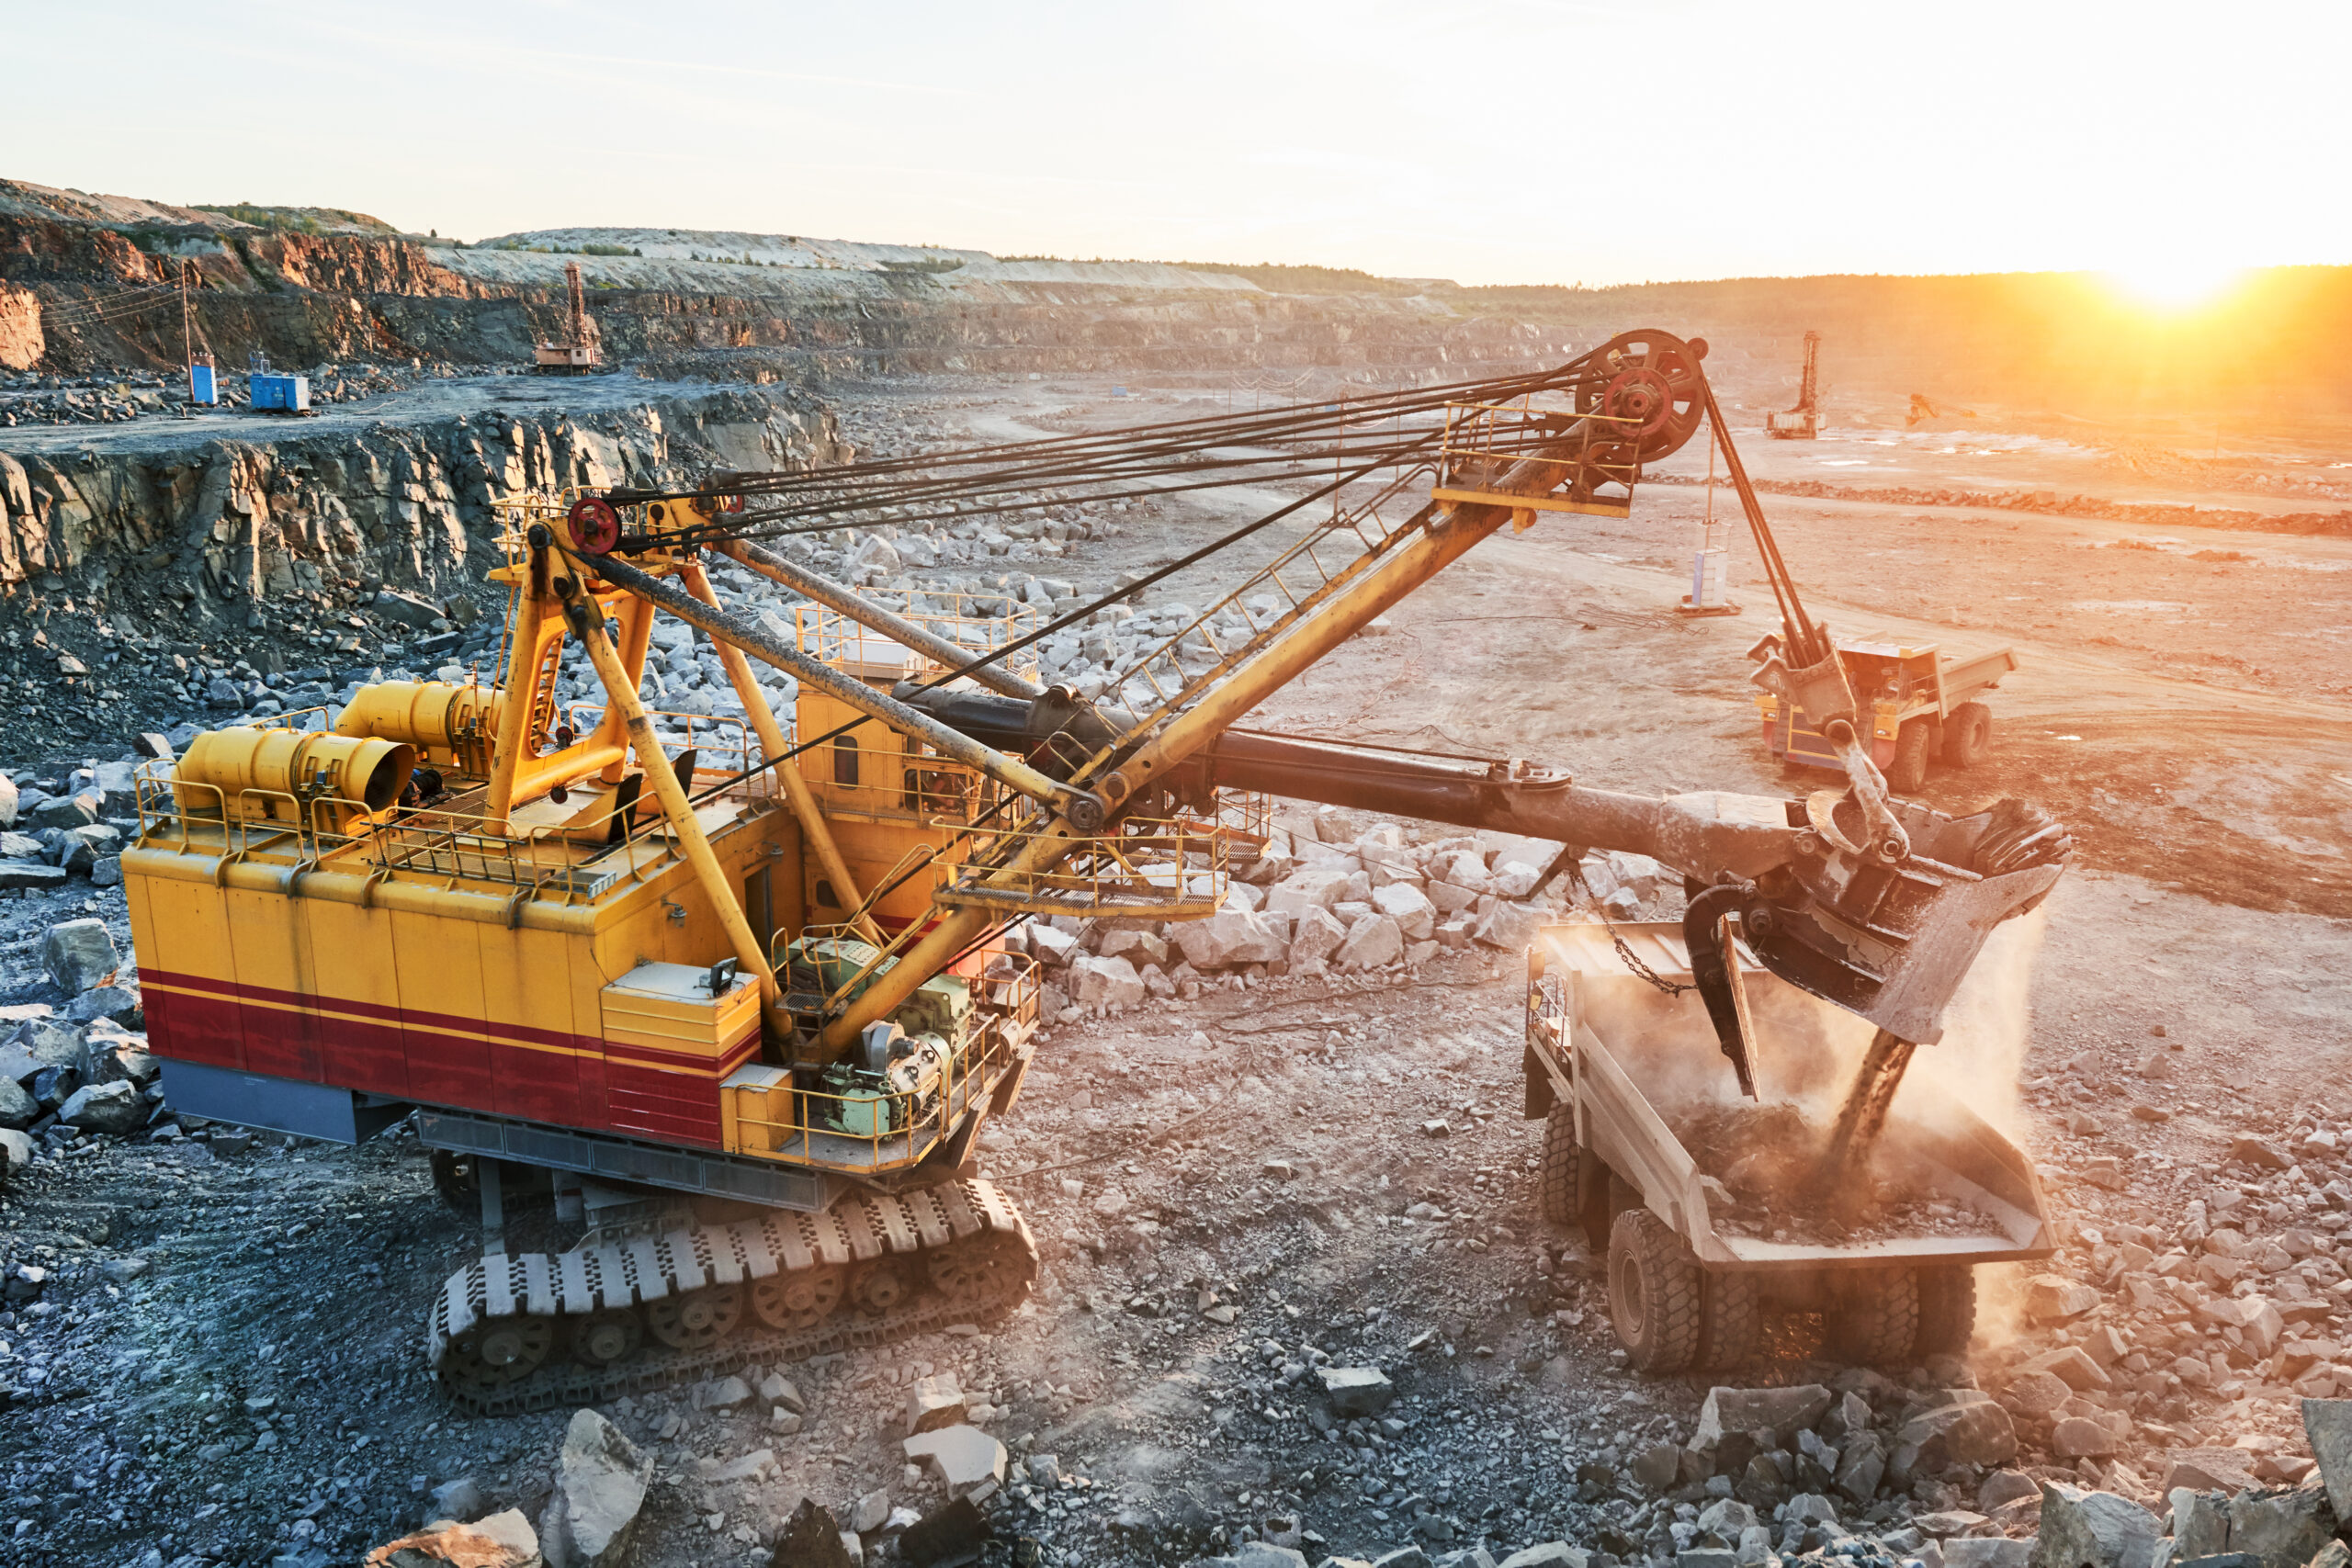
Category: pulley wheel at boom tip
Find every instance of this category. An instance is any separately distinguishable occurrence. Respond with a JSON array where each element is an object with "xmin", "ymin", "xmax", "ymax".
[
  {"xmin": 567, "ymin": 495, "xmax": 621, "ymax": 556},
  {"xmin": 1576, "ymin": 330, "xmax": 1707, "ymax": 464}
]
